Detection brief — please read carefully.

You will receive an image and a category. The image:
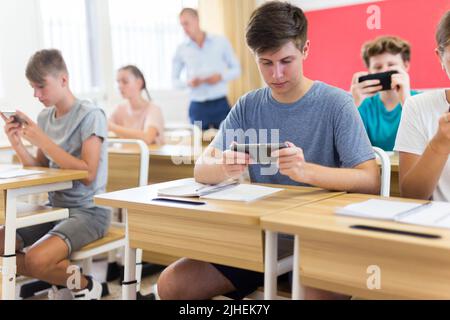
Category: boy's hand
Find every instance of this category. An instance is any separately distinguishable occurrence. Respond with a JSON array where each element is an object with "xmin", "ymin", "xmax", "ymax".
[
  {"xmin": 220, "ymin": 142, "xmax": 251, "ymax": 179},
  {"xmin": 15, "ymin": 111, "xmax": 51, "ymax": 149},
  {"xmin": 272, "ymin": 141, "xmax": 308, "ymax": 183},
  {"xmin": 2, "ymin": 112, "xmax": 23, "ymax": 147},
  {"xmin": 350, "ymin": 71, "xmax": 382, "ymax": 107},
  {"xmin": 389, "ymin": 67, "xmax": 411, "ymax": 105}
]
